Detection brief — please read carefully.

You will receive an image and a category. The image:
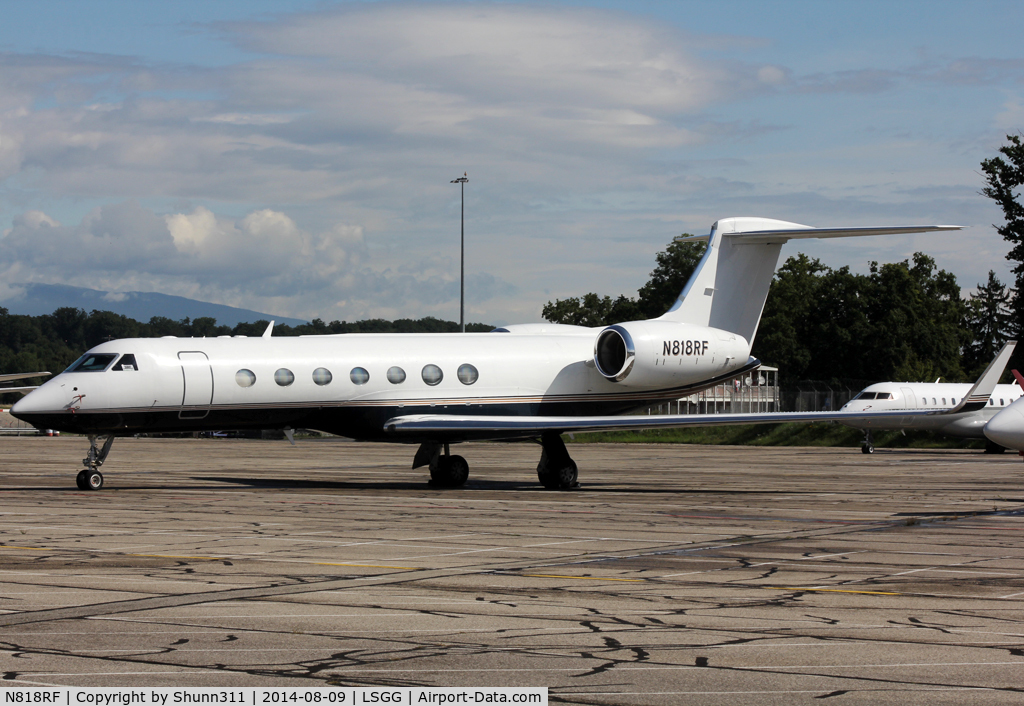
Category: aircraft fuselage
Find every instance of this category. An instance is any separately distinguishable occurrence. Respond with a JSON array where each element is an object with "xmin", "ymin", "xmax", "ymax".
[{"xmin": 12, "ymin": 326, "xmax": 753, "ymax": 443}]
